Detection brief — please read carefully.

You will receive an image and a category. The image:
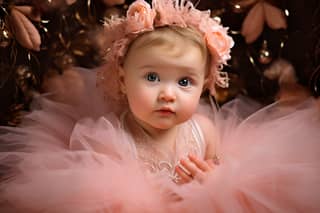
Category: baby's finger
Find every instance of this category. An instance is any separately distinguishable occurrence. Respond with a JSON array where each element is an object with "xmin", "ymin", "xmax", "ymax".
[
  {"xmin": 206, "ymin": 159, "xmax": 216, "ymax": 169},
  {"xmin": 180, "ymin": 158, "xmax": 200, "ymax": 177},
  {"xmin": 179, "ymin": 161, "xmax": 208, "ymax": 183},
  {"xmin": 175, "ymin": 165, "xmax": 193, "ymax": 184},
  {"xmin": 188, "ymin": 154, "xmax": 211, "ymax": 172}
]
